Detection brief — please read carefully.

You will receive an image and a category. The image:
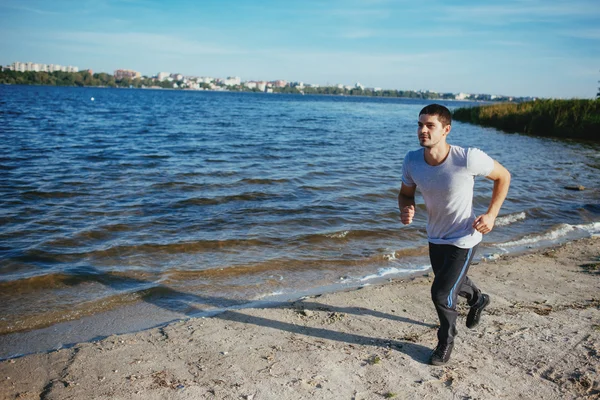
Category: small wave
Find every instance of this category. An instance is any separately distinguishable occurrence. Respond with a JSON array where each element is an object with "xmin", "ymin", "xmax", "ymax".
[
  {"xmin": 300, "ymin": 184, "xmax": 341, "ymax": 191},
  {"xmin": 254, "ymin": 290, "xmax": 285, "ymax": 300},
  {"xmin": 575, "ymin": 221, "xmax": 600, "ymax": 235},
  {"xmin": 239, "ymin": 178, "xmax": 289, "ymax": 185},
  {"xmin": 44, "ymin": 223, "xmax": 135, "ymax": 248},
  {"xmin": 360, "ymin": 264, "xmax": 430, "ymax": 282},
  {"xmin": 325, "ymin": 231, "xmax": 349, "ymax": 239},
  {"xmin": 380, "ymin": 246, "xmax": 429, "ymax": 261},
  {"xmin": 22, "ymin": 190, "xmax": 87, "ymax": 200},
  {"xmin": 142, "ymin": 154, "xmax": 170, "ymax": 159},
  {"xmin": 499, "ymin": 221, "xmax": 600, "ymax": 248},
  {"xmin": 175, "ymin": 192, "xmax": 279, "ymax": 207},
  {"xmin": 501, "ymin": 224, "xmax": 575, "ymax": 247},
  {"xmin": 296, "ymin": 118, "xmax": 319, "ymax": 122},
  {"xmin": 210, "ymin": 121, "xmax": 236, "ymax": 127},
  {"xmin": 9, "ymin": 237, "xmax": 274, "ymax": 267},
  {"xmin": 495, "ymin": 212, "xmax": 526, "ymax": 227},
  {"xmin": 583, "ymin": 204, "xmax": 600, "ymax": 214},
  {"xmin": 281, "ymin": 125, "xmax": 332, "ymax": 134},
  {"xmin": 0, "ymin": 267, "xmax": 154, "ymax": 294},
  {"xmin": 150, "ymin": 181, "xmax": 206, "ymax": 190},
  {"xmin": 91, "ymin": 237, "xmax": 272, "ymax": 257},
  {"xmin": 304, "ymin": 229, "xmax": 399, "ymax": 244}
]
